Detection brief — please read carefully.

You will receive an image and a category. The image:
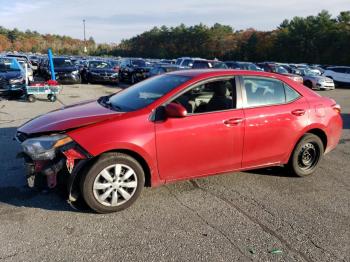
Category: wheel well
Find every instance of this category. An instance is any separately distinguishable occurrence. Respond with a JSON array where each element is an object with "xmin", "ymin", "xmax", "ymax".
[
  {"xmin": 112, "ymin": 149, "xmax": 152, "ymax": 187},
  {"xmin": 306, "ymin": 129, "xmax": 327, "ymax": 149},
  {"xmin": 69, "ymin": 149, "xmax": 152, "ymax": 202},
  {"xmin": 304, "ymin": 80, "xmax": 312, "ymax": 86}
]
